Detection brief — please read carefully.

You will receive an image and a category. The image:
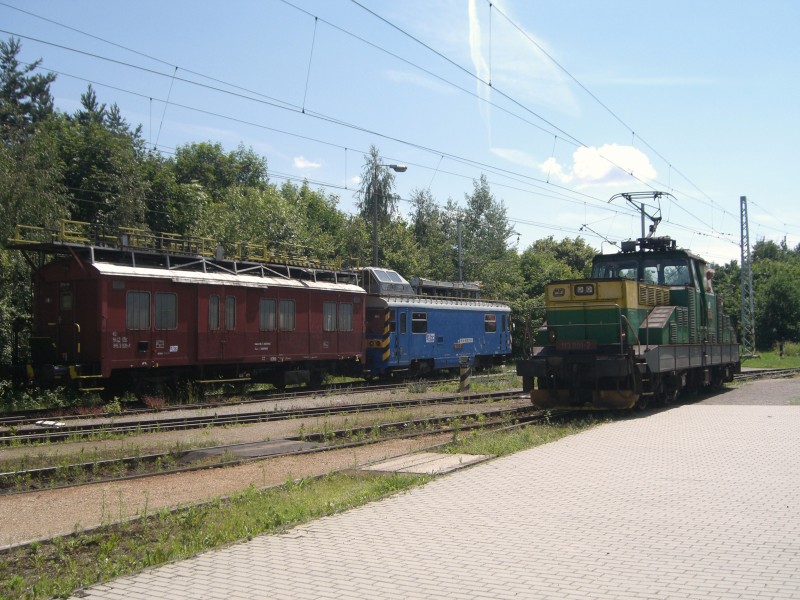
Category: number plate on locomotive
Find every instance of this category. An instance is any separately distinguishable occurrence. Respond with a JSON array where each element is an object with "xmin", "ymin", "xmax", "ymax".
[{"xmin": 555, "ymin": 339, "xmax": 598, "ymax": 351}]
